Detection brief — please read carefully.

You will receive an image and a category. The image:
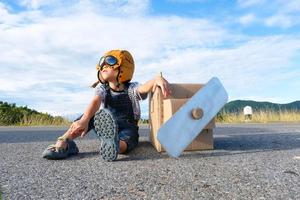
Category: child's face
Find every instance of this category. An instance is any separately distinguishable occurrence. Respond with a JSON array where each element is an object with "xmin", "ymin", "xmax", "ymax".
[{"xmin": 100, "ymin": 65, "xmax": 118, "ymax": 82}]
